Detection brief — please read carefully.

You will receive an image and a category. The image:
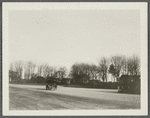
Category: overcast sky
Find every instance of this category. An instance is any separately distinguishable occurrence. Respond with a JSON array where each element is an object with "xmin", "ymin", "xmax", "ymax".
[{"xmin": 9, "ymin": 10, "xmax": 140, "ymax": 70}]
